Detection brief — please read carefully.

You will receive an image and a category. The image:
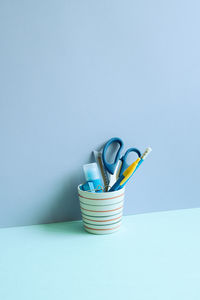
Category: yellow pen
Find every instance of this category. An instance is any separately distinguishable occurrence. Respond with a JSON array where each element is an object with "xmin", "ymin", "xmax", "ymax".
[
  {"xmin": 109, "ymin": 158, "xmax": 141, "ymax": 191},
  {"xmin": 109, "ymin": 147, "xmax": 152, "ymax": 192}
]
